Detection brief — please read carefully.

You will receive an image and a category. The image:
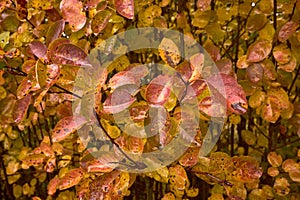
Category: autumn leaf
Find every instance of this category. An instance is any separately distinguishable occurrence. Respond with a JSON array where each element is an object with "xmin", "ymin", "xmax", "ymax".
[
  {"xmin": 246, "ymin": 40, "xmax": 272, "ymax": 62},
  {"xmin": 189, "ymin": 53, "xmax": 204, "ymax": 82},
  {"xmin": 145, "ymin": 75, "xmax": 173, "ymax": 105},
  {"xmin": 29, "ymin": 41, "xmax": 48, "ymax": 61},
  {"xmin": 46, "ymin": 19, "xmax": 65, "ymax": 46},
  {"xmin": 278, "ymin": 21, "xmax": 298, "ymax": 42},
  {"xmin": 51, "ymin": 116, "xmax": 88, "ymax": 142},
  {"xmin": 115, "ymin": 0, "xmax": 134, "ymax": 19},
  {"xmin": 91, "ymin": 9, "xmax": 112, "ymax": 34},
  {"xmin": 159, "ymin": 38, "xmax": 181, "ymax": 67},
  {"xmin": 13, "ymin": 94, "xmax": 31, "ymax": 123},
  {"xmin": 60, "ymin": 0, "xmax": 86, "ymax": 32},
  {"xmin": 58, "ymin": 168, "xmax": 85, "ymax": 190}
]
